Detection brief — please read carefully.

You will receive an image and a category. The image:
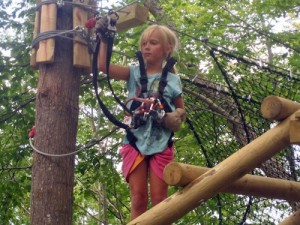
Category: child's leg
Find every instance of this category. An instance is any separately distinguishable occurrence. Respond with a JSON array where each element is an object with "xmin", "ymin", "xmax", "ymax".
[
  {"xmin": 128, "ymin": 159, "xmax": 149, "ymax": 220},
  {"xmin": 149, "ymin": 168, "xmax": 168, "ymax": 206}
]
